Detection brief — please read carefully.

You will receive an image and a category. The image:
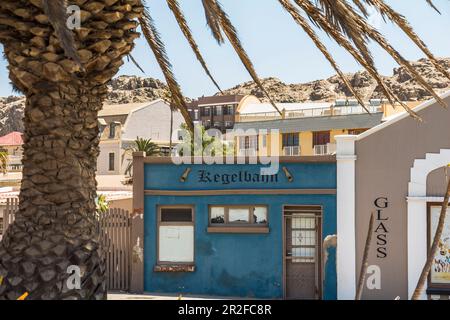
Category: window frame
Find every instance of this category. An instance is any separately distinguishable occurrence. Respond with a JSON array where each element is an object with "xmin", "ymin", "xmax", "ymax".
[
  {"xmin": 282, "ymin": 133, "xmax": 299, "ymax": 147},
  {"xmin": 157, "ymin": 205, "xmax": 195, "ymax": 266},
  {"xmin": 426, "ymin": 202, "xmax": 450, "ymax": 293},
  {"xmin": 208, "ymin": 205, "xmax": 269, "ymax": 234},
  {"xmin": 108, "ymin": 152, "xmax": 115, "ymax": 171},
  {"xmin": 109, "ymin": 123, "xmax": 116, "ymax": 138}
]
